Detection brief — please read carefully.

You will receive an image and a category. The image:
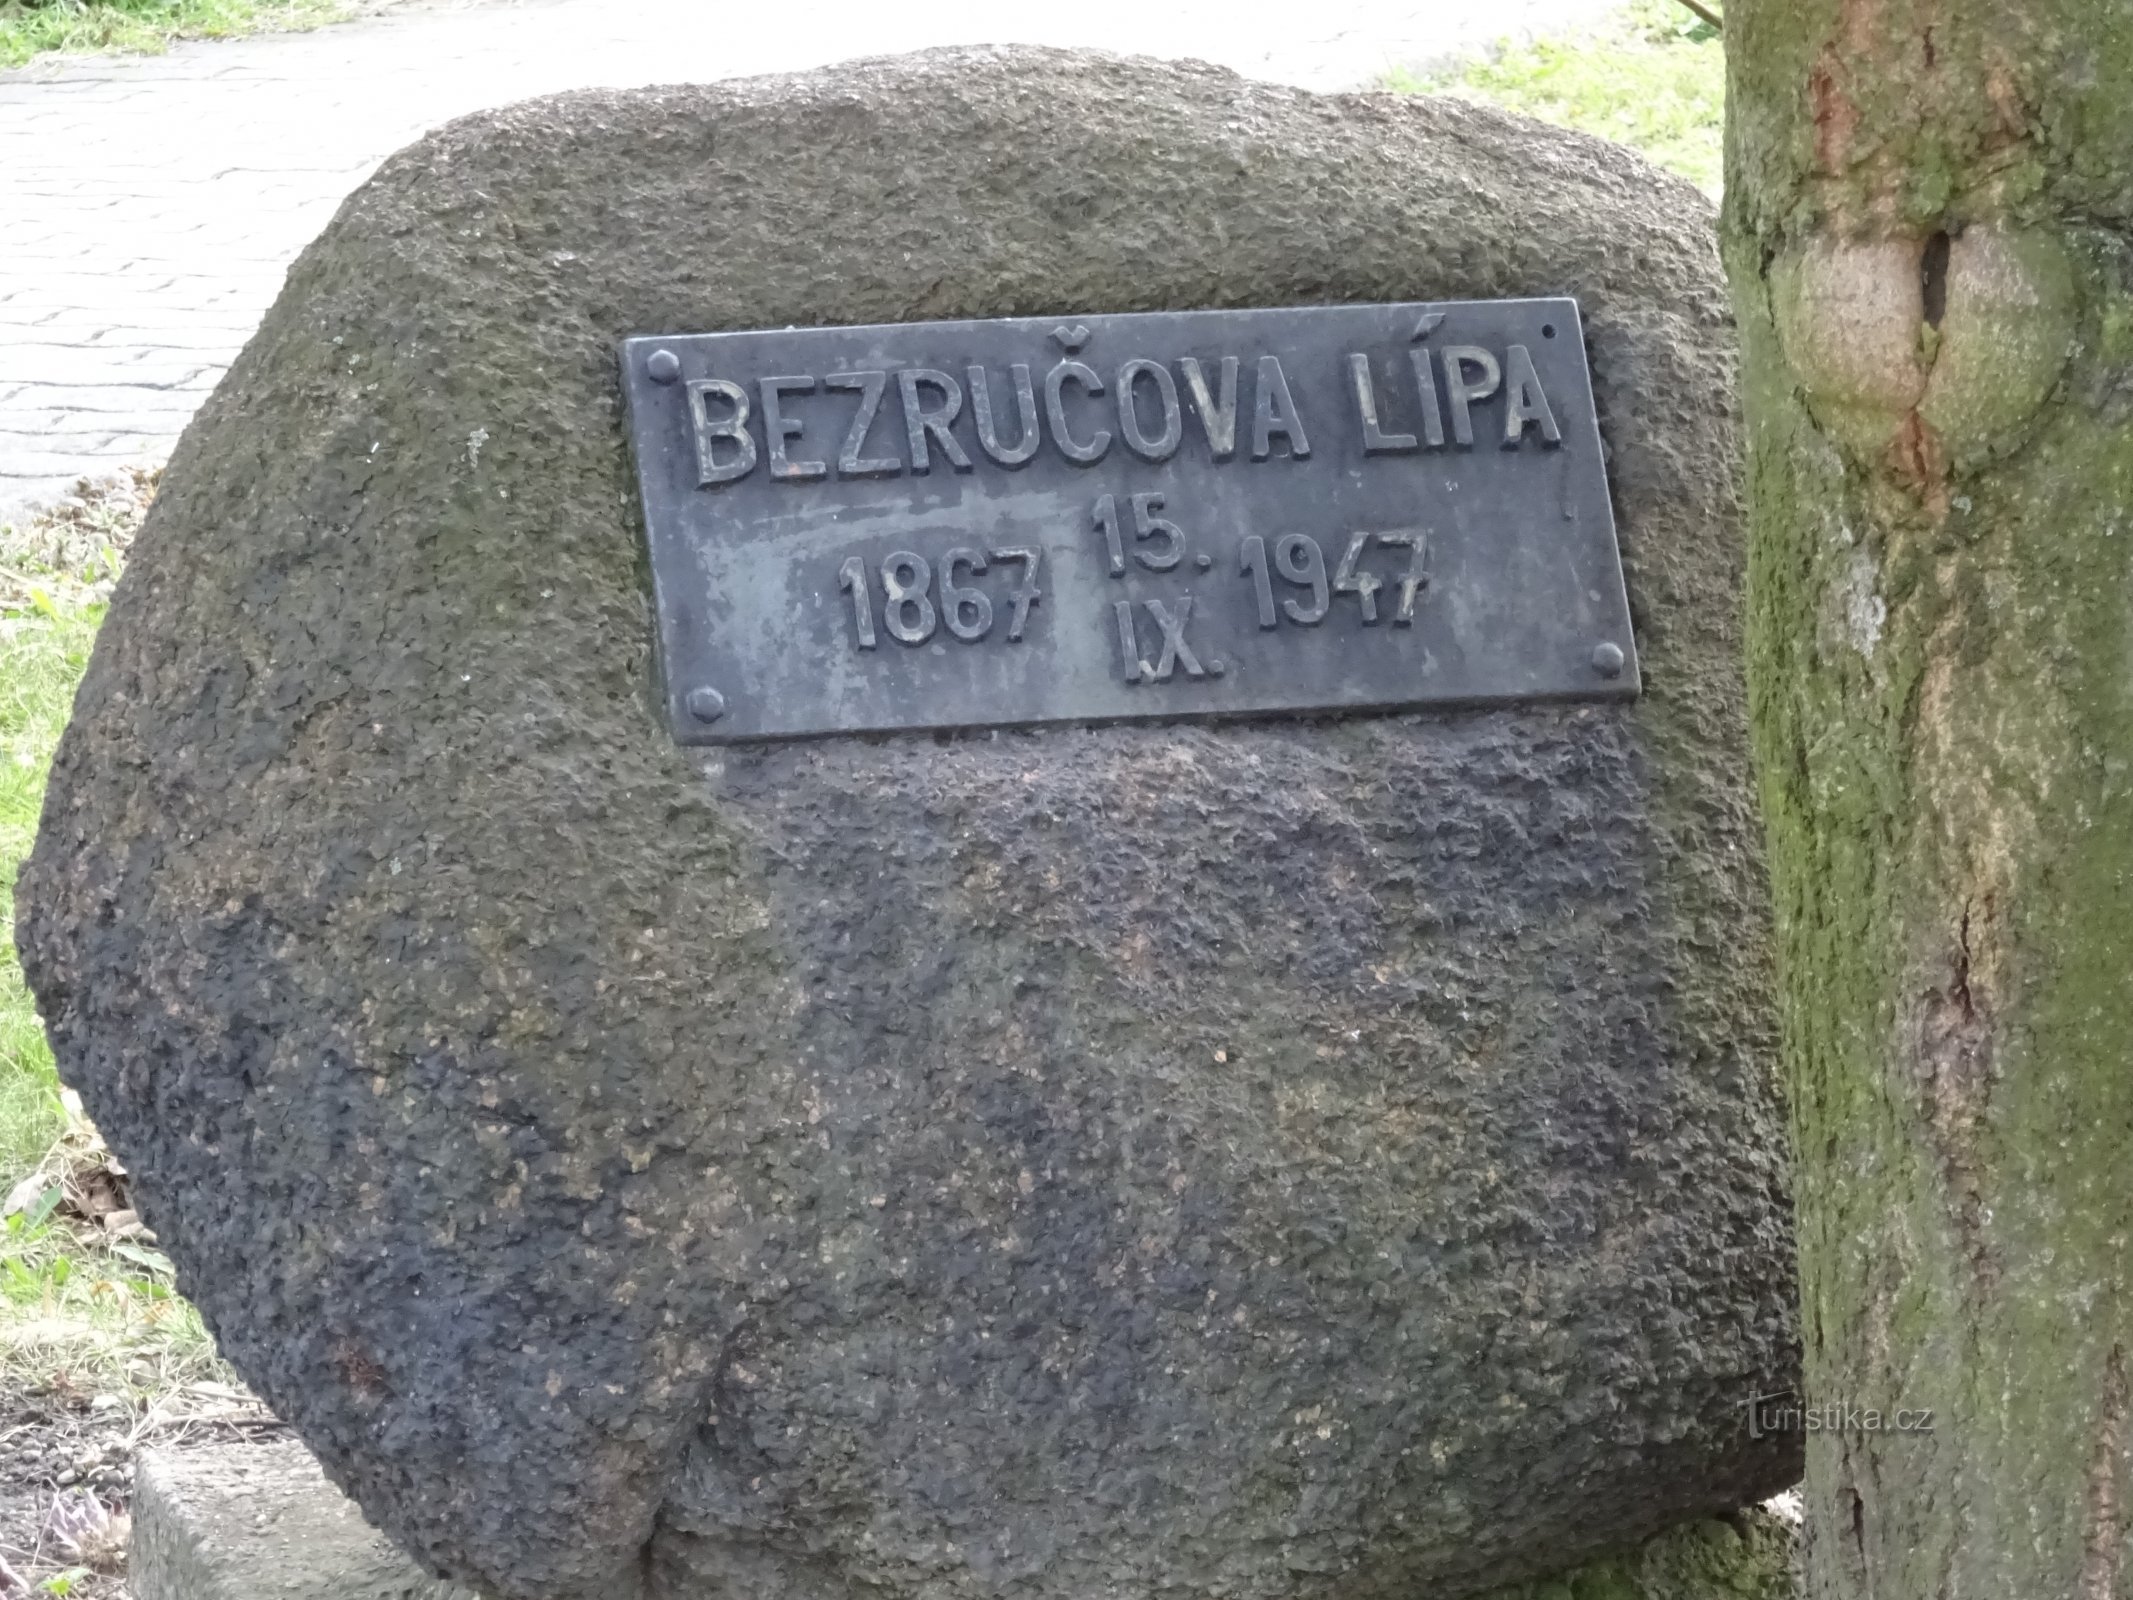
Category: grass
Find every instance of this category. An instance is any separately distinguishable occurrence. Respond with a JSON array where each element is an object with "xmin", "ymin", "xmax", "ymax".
[
  {"xmin": 1390, "ymin": 0, "xmax": 1725, "ymax": 195},
  {"xmin": 3, "ymin": 1194, "xmax": 227, "ymax": 1402},
  {"xmin": 0, "ymin": 0, "xmax": 349, "ymax": 69},
  {"xmin": 0, "ymin": 473, "xmax": 234, "ymax": 1402},
  {"xmin": 0, "ymin": 516, "xmax": 110, "ymax": 1189}
]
